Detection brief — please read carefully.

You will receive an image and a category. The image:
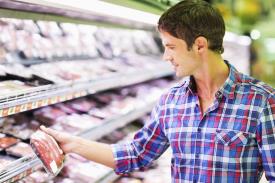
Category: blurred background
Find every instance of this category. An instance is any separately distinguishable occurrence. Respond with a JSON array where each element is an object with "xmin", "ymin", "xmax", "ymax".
[
  {"xmin": 0, "ymin": 1, "xmax": 273, "ymax": 183},
  {"xmin": 103, "ymin": 0, "xmax": 275, "ymax": 86}
]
